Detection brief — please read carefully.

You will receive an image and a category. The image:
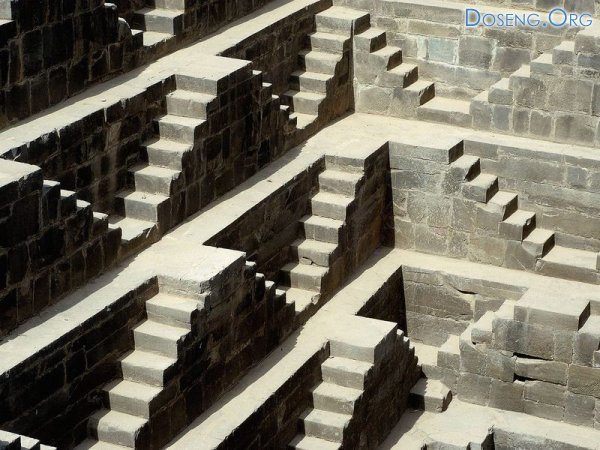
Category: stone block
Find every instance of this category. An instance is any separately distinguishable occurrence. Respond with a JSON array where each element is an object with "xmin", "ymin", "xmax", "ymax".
[
  {"xmin": 568, "ymin": 364, "xmax": 600, "ymax": 398},
  {"xmin": 489, "ymin": 379, "xmax": 524, "ymax": 412},
  {"xmin": 514, "ymin": 290, "xmax": 591, "ymax": 331},
  {"xmin": 524, "ymin": 380, "xmax": 566, "ymax": 406},
  {"xmin": 564, "ymin": 392, "xmax": 596, "ymax": 426},
  {"xmin": 492, "ymin": 317, "xmax": 554, "ymax": 360},
  {"xmin": 515, "ymin": 357, "xmax": 568, "ymax": 385},
  {"xmin": 457, "ymin": 372, "xmax": 492, "ymax": 405},
  {"xmin": 573, "ymin": 316, "xmax": 600, "ymax": 366}
]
